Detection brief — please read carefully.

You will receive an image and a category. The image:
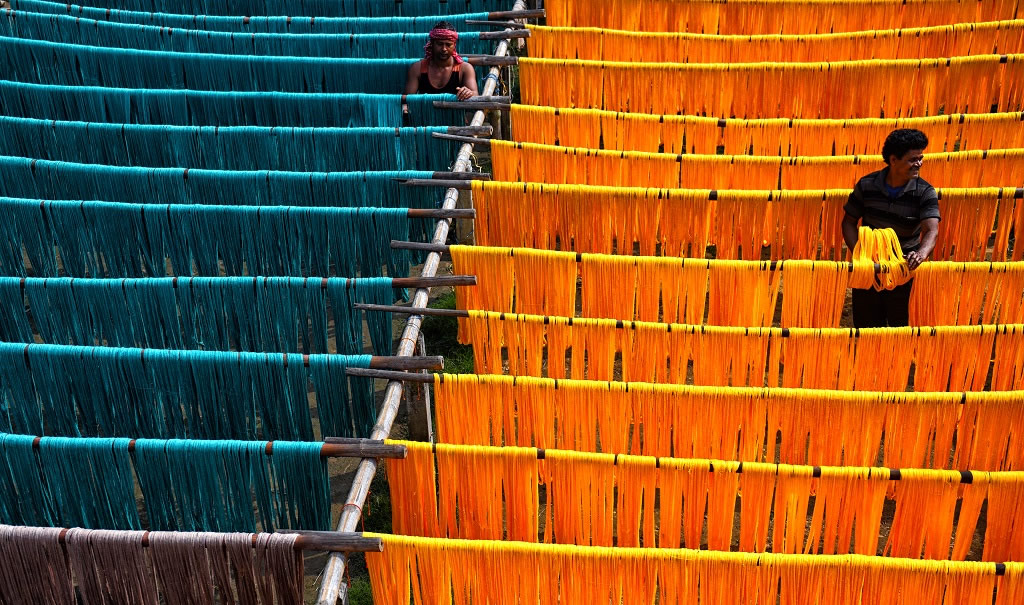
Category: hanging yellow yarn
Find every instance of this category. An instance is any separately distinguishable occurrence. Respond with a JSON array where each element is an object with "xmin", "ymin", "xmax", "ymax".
[
  {"xmin": 850, "ymin": 226, "xmax": 913, "ymax": 290},
  {"xmin": 489, "ymin": 141, "xmax": 1024, "ymax": 190},
  {"xmin": 519, "ymin": 55, "xmax": 1024, "ymax": 118},
  {"xmin": 383, "ymin": 440, "xmax": 1023, "ymax": 561},
  {"xmin": 544, "ymin": 0, "xmax": 1022, "ymax": 34},
  {"xmin": 527, "ymin": 21, "xmax": 1024, "ymax": 63},
  {"xmin": 472, "ymin": 182, "xmax": 1012, "ymax": 262},
  {"xmin": 460, "ymin": 311, "xmax": 1024, "ymax": 391}
]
